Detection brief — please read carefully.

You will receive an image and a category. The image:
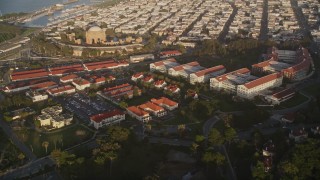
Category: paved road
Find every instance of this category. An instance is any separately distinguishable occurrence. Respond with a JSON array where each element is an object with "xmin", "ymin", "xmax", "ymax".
[
  {"xmin": 220, "ymin": 145, "xmax": 237, "ymax": 180},
  {"xmin": 203, "ymin": 115, "xmax": 221, "ymax": 137},
  {"xmin": 259, "ymin": 0, "xmax": 269, "ymax": 40},
  {"xmin": 0, "ymin": 118, "xmax": 36, "ymax": 161},
  {"xmin": 218, "ymin": 3, "xmax": 238, "ymax": 42},
  {"xmin": 0, "ymin": 157, "xmax": 55, "ymax": 180}
]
